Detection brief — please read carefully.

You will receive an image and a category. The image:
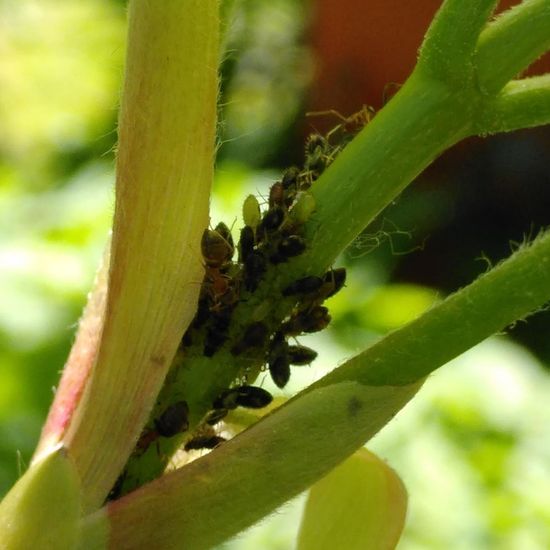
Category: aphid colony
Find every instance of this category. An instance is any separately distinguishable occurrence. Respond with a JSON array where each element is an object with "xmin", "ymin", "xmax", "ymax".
[{"xmin": 136, "ymin": 122, "xmax": 365, "ymax": 458}]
